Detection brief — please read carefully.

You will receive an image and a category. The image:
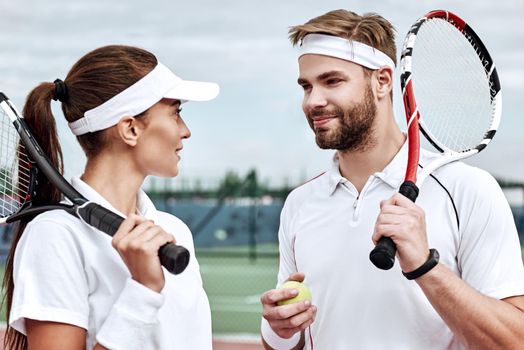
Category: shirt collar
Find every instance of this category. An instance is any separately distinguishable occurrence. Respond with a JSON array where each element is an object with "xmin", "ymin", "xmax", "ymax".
[
  {"xmin": 325, "ymin": 138, "xmax": 409, "ymax": 196},
  {"xmin": 70, "ymin": 176, "xmax": 158, "ymax": 222},
  {"xmin": 373, "ymin": 139, "xmax": 409, "ymax": 189},
  {"xmin": 327, "ymin": 153, "xmax": 344, "ymax": 195}
]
